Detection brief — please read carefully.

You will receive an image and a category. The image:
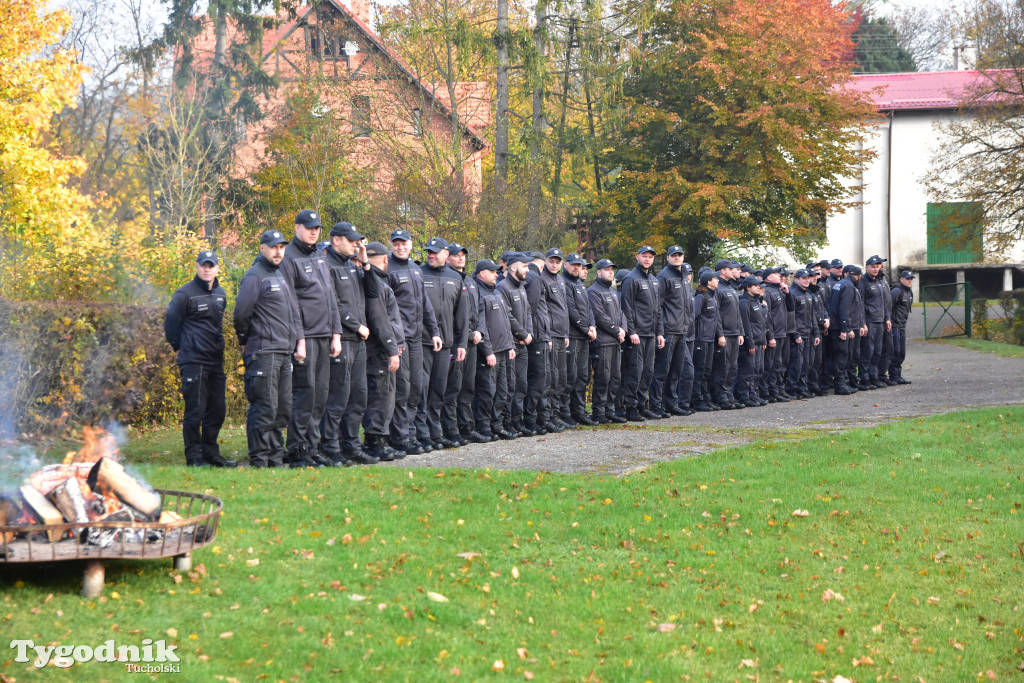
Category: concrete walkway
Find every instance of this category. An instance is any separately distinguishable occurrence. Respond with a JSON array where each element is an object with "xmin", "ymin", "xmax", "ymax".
[{"xmin": 389, "ymin": 338, "xmax": 1024, "ymax": 475}]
